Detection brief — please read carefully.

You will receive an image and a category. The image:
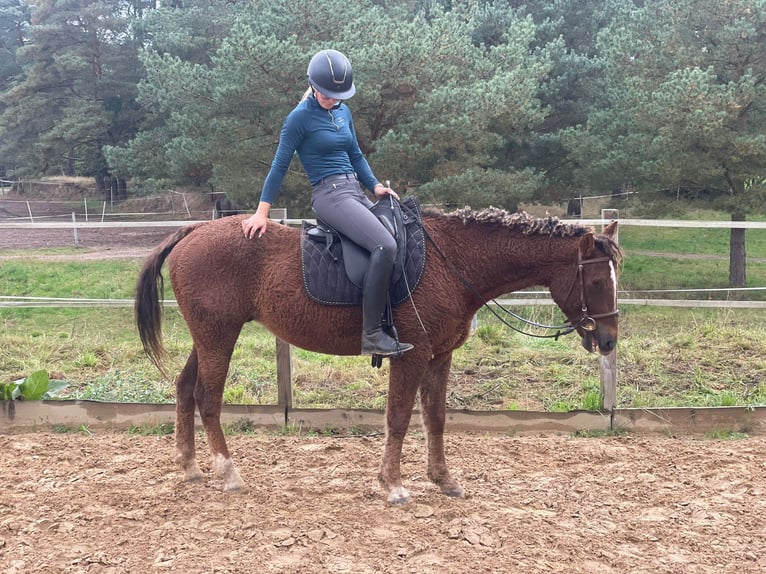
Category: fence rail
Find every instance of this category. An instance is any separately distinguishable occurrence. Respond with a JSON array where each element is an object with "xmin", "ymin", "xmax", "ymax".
[{"xmin": 4, "ymin": 217, "xmax": 766, "ymax": 229}]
